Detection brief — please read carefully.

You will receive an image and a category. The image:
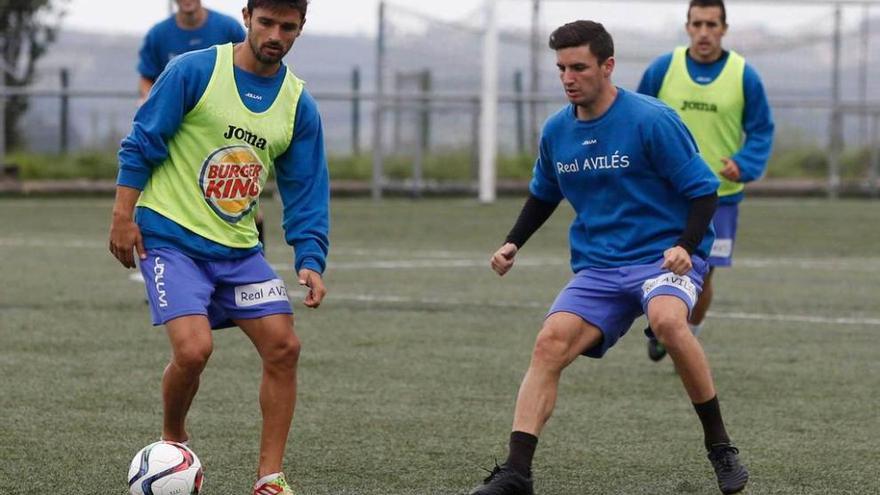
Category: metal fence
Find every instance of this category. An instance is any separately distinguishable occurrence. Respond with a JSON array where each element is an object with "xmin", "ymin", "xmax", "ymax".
[
  {"xmin": 2, "ymin": 0, "xmax": 880, "ymax": 200},
  {"xmin": 370, "ymin": 0, "xmax": 880, "ymax": 199}
]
